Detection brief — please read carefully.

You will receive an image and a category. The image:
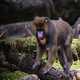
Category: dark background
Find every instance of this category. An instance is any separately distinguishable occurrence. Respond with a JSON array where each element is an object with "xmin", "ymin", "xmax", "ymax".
[{"xmin": 0, "ymin": 0, "xmax": 80, "ymax": 25}]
